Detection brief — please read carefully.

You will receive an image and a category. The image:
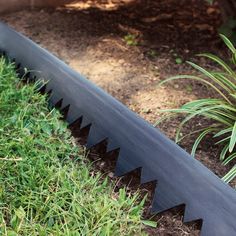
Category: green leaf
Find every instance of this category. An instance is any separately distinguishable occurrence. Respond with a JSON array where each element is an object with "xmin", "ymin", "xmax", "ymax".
[
  {"xmin": 154, "ymin": 113, "xmax": 176, "ymax": 127},
  {"xmin": 15, "ymin": 206, "xmax": 26, "ymax": 219},
  {"xmin": 175, "ymin": 58, "xmax": 183, "ymax": 64},
  {"xmin": 181, "ymin": 98, "xmax": 223, "ymax": 109},
  {"xmin": 230, "ymin": 93, "xmax": 236, "ymax": 100},
  {"xmin": 7, "ymin": 231, "xmax": 18, "ymax": 236},
  {"xmin": 213, "ymin": 73, "xmax": 236, "ymax": 93},
  {"xmin": 222, "ymin": 165, "xmax": 236, "ymax": 183},
  {"xmin": 220, "ymin": 145, "xmax": 229, "ymax": 161},
  {"xmin": 142, "ymin": 220, "xmax": 158, "ymax": 228},
  {"xmin": 177, "ymin": 127, "xmax": 209, "ymax": 143},
  {"xmin": 232, "ymin": 53, "xmax": 236, "ymax": 65},
  {"xmin": 229, "ymin": 121, "xmax": 236, "ymax": 152},
  {"xmin": 213, "ymin": 127, "xmax": 232, "ymax": 138},
  {"xmin": 41, "ymin": 122, "xmax": 52, "ymax": 135},
  {"xmin": 198, "ymin": 53, "xmax": 234, "ymax": 75},
  {"xmin": 220, "ymin": 34, "xmax": 236, "ymax": 54},
  {"xmin": 187, "ymin": 61, "xmax": 232, "ymax": 103},
  {"xmin": 215, "ymin": 136, "xmax": 230, "ymax": 145},
  {"xmin": 222, "ymin": 153, "xmax": 236, "ymax": 165},
  {"xmin": 159, "ymin": 74, "xmax": 231, "ymax": 103},
  {"xmin": 191, "ymin": 128, "xmax": 215, "ymax": 157}
]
